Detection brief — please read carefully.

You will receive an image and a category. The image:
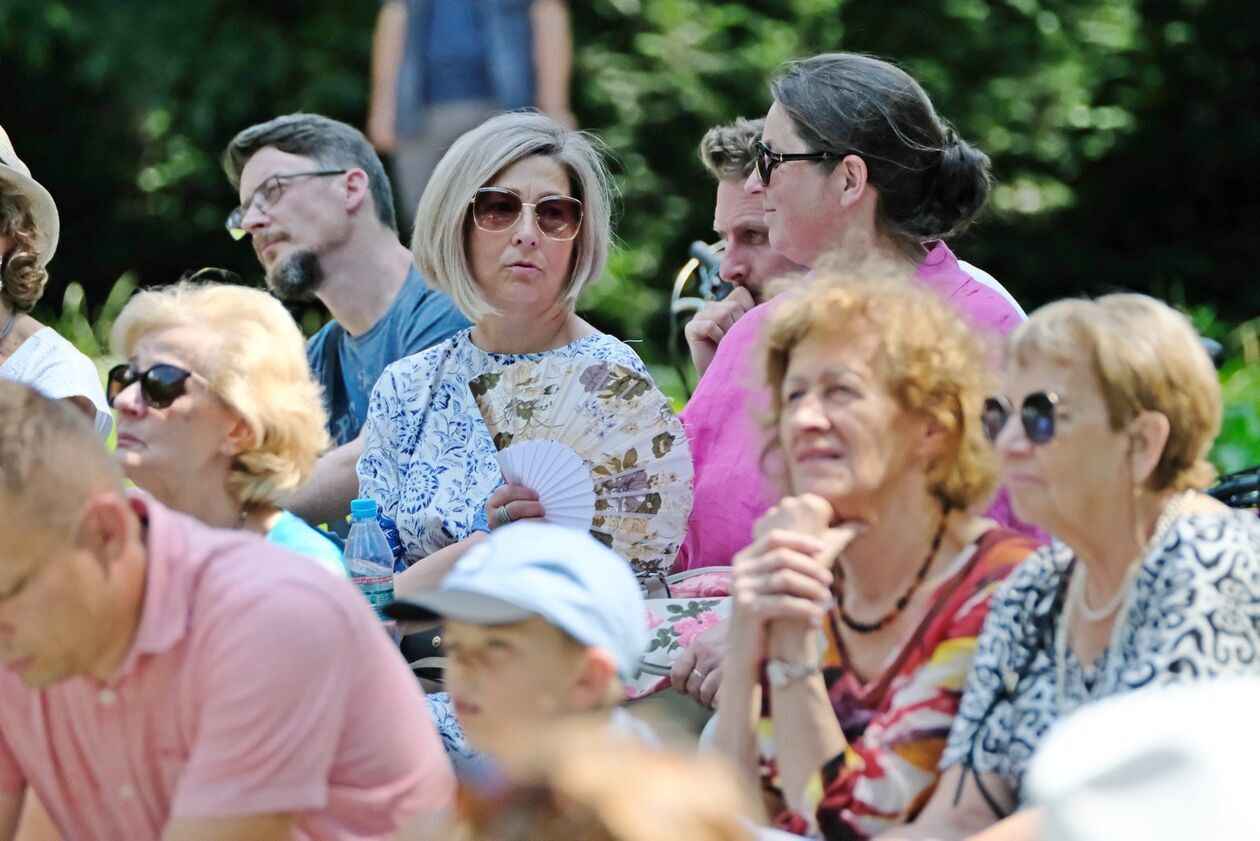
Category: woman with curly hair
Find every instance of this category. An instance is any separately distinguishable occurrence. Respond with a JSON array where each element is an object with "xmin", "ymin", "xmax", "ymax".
[
  {"xmin": 714, "ymin": 270, "xmax": 1039, "ymax": 840},
  {"xmin": 107, "ymin": 278, "xmax": 344, "ymax": 573},
  {"xmin": 0, "ymin": 124, "xmax": 111, "ymax": 436}
]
